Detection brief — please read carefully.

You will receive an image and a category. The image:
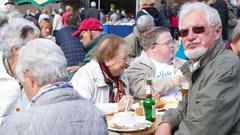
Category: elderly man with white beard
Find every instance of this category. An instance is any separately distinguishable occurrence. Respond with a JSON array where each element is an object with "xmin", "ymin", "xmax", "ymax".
[{"xmin": 155, "ymin": 2, "xmax": 240, "ymax": 135}]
